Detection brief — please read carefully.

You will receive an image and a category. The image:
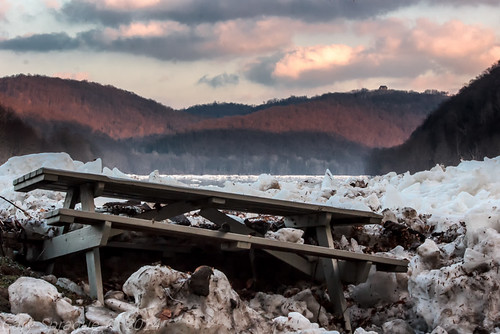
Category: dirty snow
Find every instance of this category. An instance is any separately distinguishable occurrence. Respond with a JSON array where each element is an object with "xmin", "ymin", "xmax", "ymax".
[{"xmin": 1, "ymin": 153, "xmax": 500, "ymax": 333}]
